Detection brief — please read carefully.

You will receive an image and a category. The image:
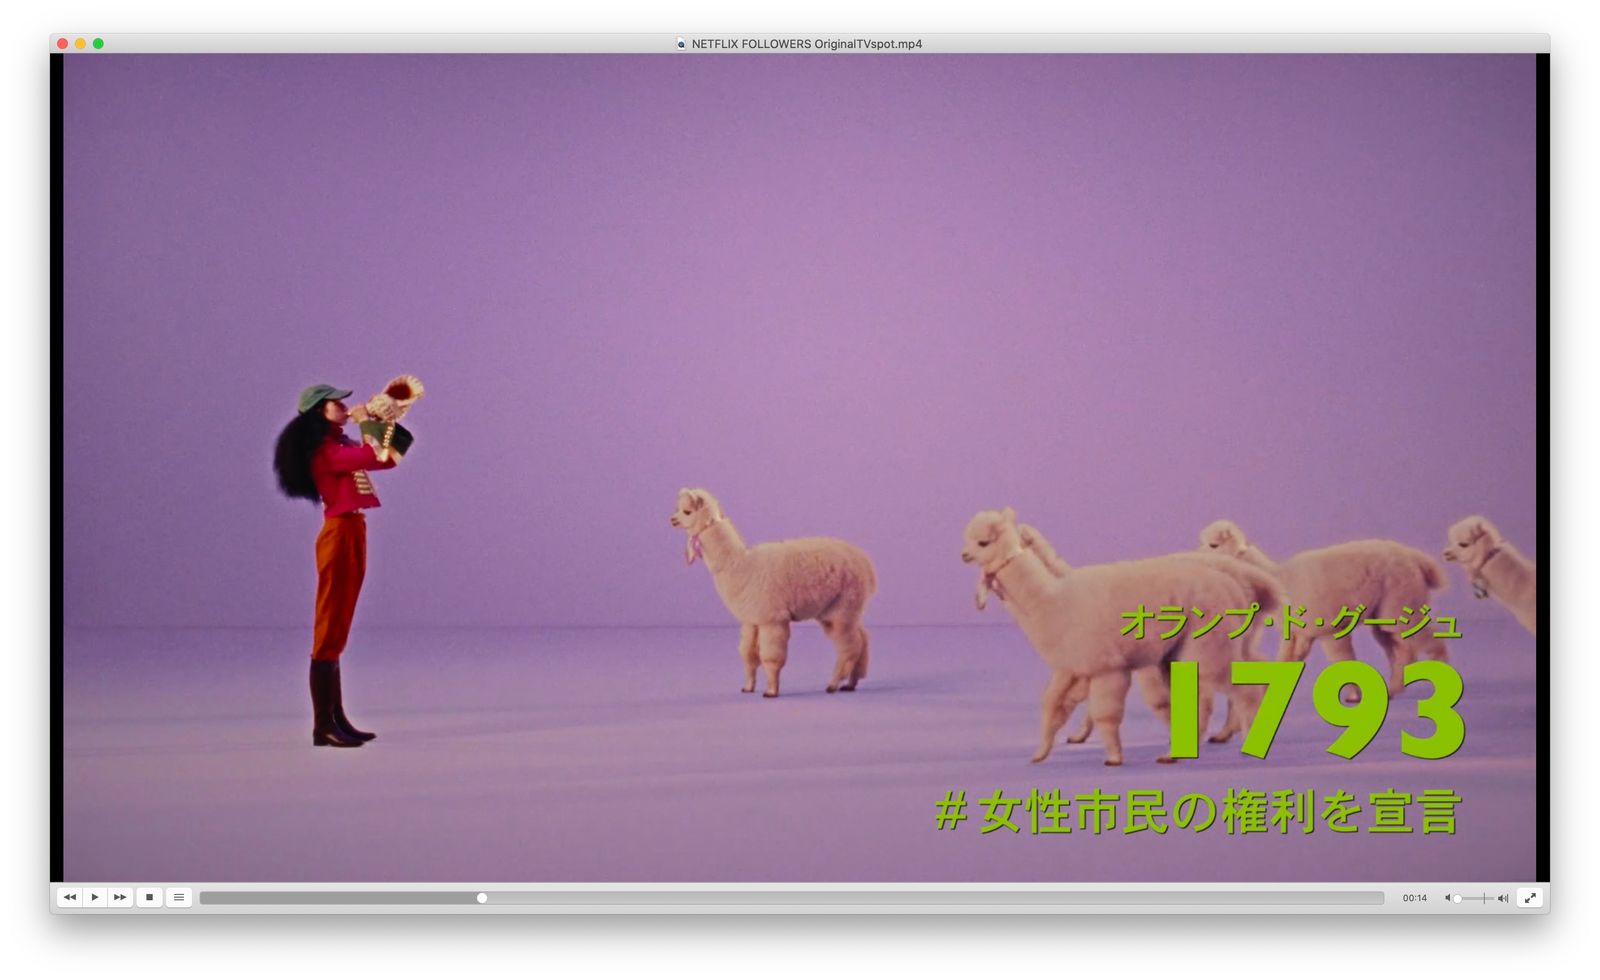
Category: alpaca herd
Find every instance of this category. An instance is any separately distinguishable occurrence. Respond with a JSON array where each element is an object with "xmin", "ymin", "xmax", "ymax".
[
  {"xmin": 960, "ymin": 508, "xmax": 1283, "ymax": 766},
  {"xmin": 670, "ymin": 487, "xmax": 1537, "ymax": 766}
]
